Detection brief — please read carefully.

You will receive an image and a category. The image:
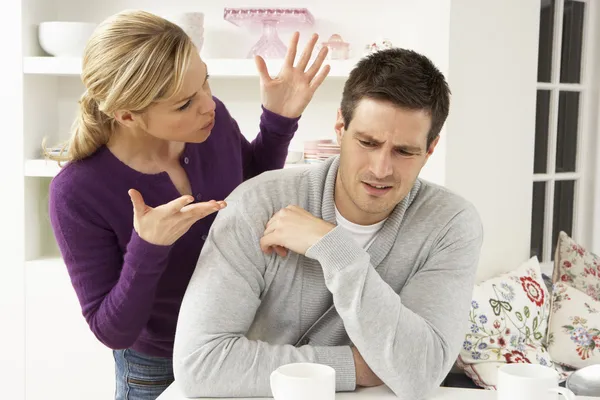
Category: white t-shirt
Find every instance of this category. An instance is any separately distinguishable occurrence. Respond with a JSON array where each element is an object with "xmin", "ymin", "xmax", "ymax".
[{"xmin": 334, "ymin": 206, "xmax": 387, "ymax": 250}]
